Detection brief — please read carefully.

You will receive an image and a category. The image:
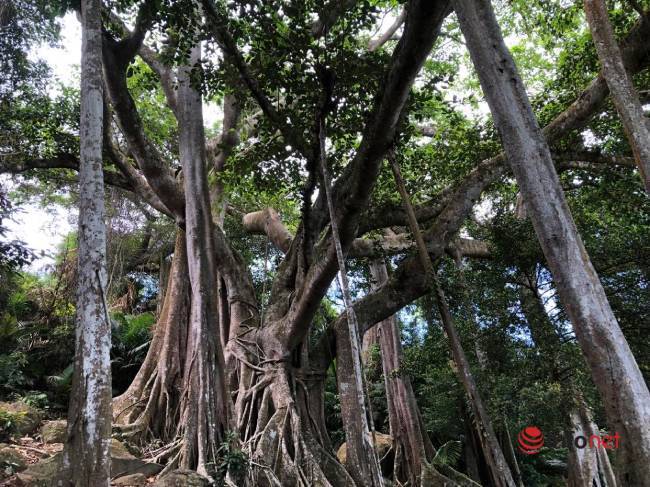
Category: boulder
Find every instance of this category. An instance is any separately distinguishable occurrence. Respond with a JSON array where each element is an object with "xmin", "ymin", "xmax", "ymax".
[
  {"xmin": 0, "ymin": 401, "xmax": 42, "ymax": 436},
  {"xmin": 16, "ymin": 453, "xmax": 61, "ymax": 486},
  {"xmin": 110, "ymin": 439, "xmax": 162, "ymax": 478},
  {"xmin": 16, "ymin": 439, "xmax": 161, "ymax": 486},
  {"xmin": 153, "ymin": 469, "xmax": 210, "ymax": 486},
  {"xmin": 336, "ymin": 431, "xmax": 393, "ymax": 465},
  {"xmin": 0, "ymin": 444, "xmax": 28, "ymax": 474},
  {"xmin": 40, "ymin": 420, "xmax": 67, "ymax": 444},
  {"xmin": 113, "ymin": 472, "xmax": 147, "ymax": 486}
]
